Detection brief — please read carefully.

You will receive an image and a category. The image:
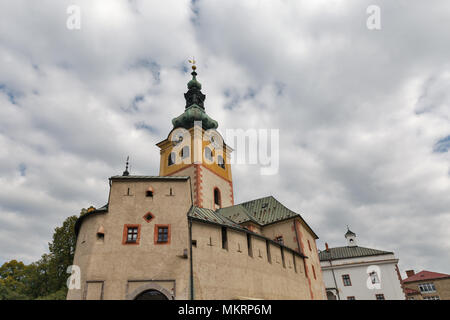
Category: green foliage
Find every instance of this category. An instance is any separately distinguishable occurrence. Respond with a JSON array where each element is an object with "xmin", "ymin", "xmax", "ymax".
[{"xmin": 0, "ymin": 215, "xmax": 78, "ymax": 300}]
